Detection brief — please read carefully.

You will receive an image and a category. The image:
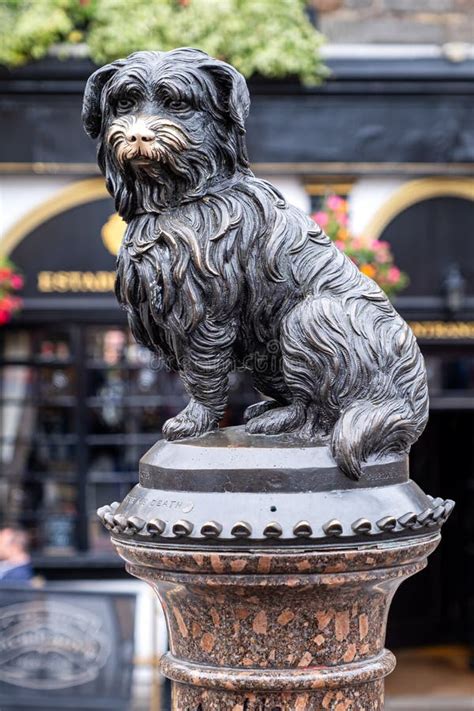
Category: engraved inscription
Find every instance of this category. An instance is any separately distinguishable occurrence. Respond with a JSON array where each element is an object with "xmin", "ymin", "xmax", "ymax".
[{"xmin": 150, "ymin": 498, "xmax": 194, "ymax": 513}]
